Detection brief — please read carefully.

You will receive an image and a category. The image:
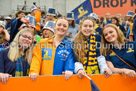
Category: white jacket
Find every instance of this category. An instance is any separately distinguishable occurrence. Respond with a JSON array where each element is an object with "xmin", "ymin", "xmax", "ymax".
[{"xmin": 74, "ymin": 55, "xmax": 108, "ymax": 74}]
